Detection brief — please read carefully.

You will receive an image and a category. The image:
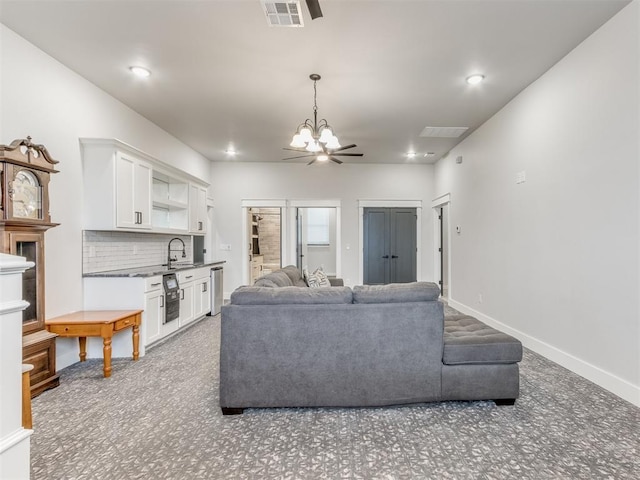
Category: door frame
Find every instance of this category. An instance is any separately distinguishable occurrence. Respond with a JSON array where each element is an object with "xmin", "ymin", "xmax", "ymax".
[
  {"xmin": 358, "ymin": 200, "xmax": 422, "ymax": 285},
  {"xmin": 287, "ymin": 199, "xmax": 342, "ymax": 278},
  {"xmin": 241, "ymin": 199, "xmax": 287, "ymax": 286},
  {"xmin": 431, "ymin": 193, "xmax": 451, "ymax": 300}
]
